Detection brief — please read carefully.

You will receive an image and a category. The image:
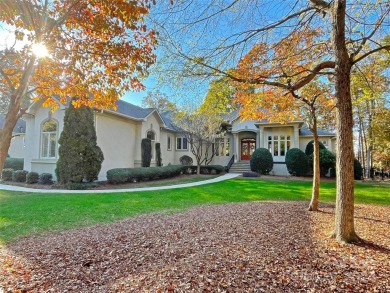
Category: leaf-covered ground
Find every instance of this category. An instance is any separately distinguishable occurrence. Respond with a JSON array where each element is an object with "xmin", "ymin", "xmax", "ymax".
[{"xmin": 1, "ymin": 201, "xmax": 389, "ymax": 292}]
